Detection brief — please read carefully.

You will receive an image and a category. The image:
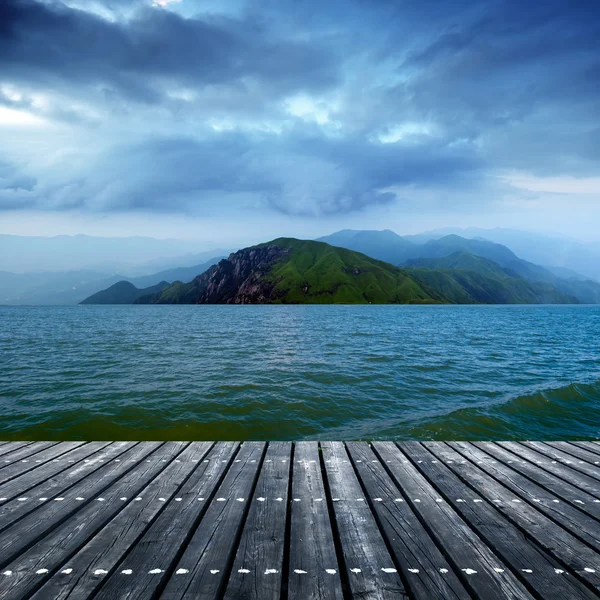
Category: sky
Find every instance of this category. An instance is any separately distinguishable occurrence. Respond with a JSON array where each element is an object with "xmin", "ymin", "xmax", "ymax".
[{"xmin": 1, "ymin": 0, "xmax": 599, "ymax": 247}]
